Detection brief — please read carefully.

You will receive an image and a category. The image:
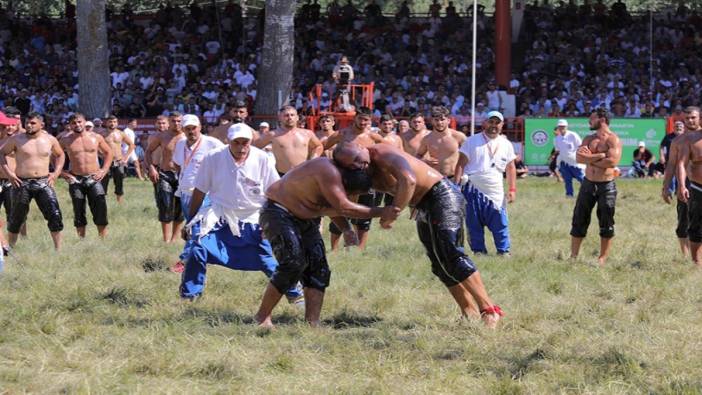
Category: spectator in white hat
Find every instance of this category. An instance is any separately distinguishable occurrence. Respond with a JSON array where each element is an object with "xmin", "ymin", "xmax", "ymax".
[{"xmin": 553, "ymin": 119, "xmax": 585, "ymax": 197}]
